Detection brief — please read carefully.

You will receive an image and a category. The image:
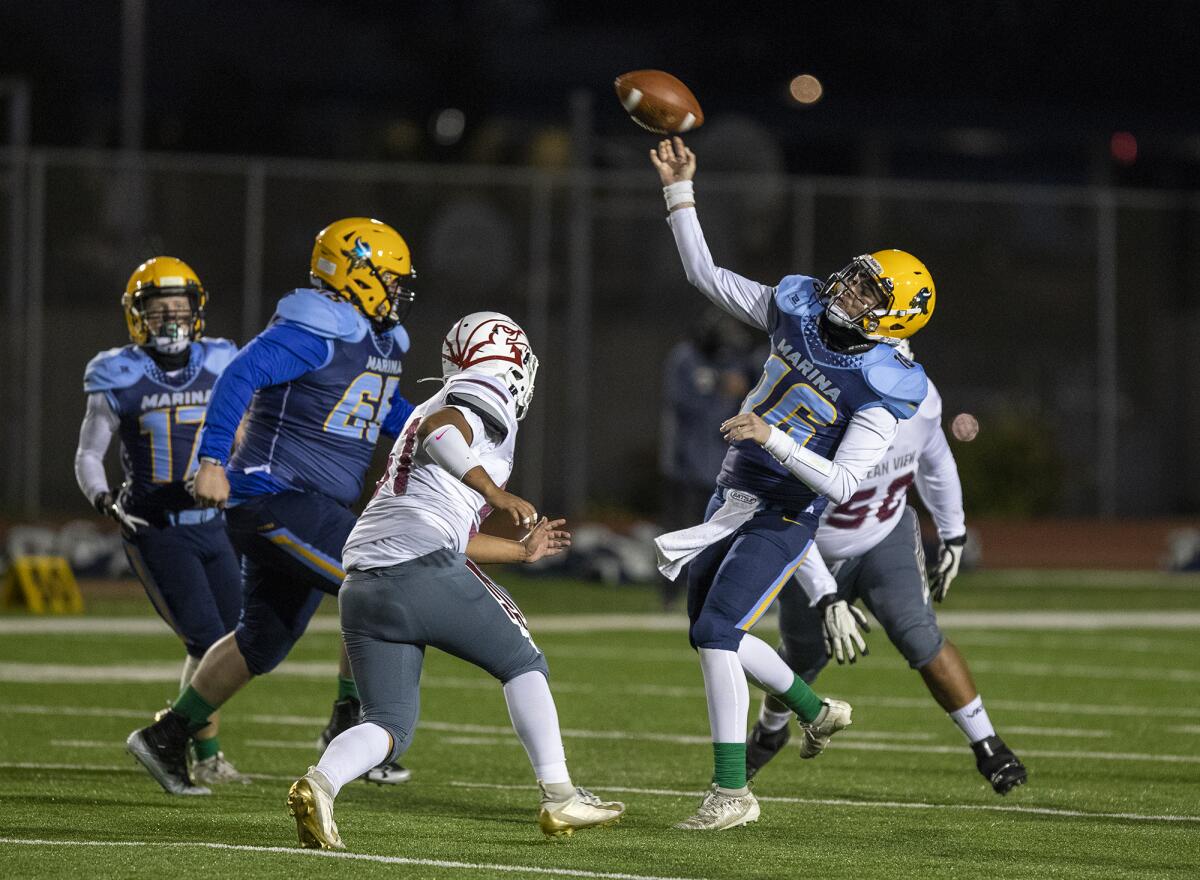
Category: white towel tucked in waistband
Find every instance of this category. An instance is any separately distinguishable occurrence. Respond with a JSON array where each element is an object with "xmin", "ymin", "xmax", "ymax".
[{"xmin": 654, "ymin": 489, "xmax": 760, "ymax": 580}]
